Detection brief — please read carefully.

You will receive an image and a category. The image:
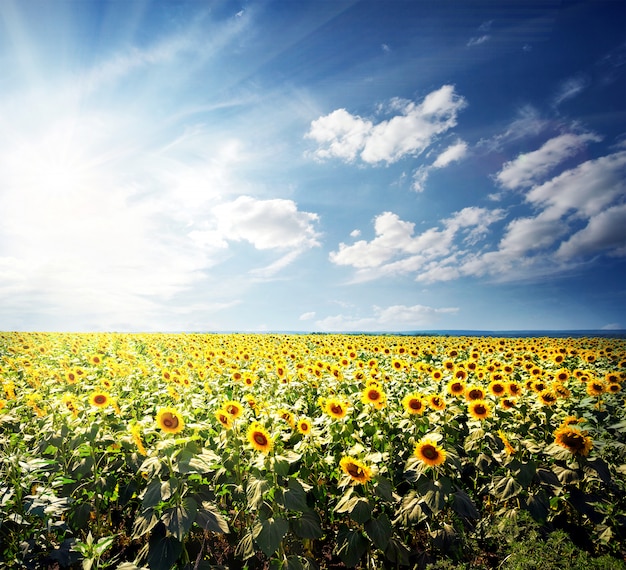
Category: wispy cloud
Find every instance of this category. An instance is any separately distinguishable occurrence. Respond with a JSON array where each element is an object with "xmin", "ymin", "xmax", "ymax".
[
  {"xmin": 305, "ymin": 85, "xmax": 467, "ymax": 165},
  {"xmin": 552, "ymin": 74, "xmax": 589, "ymax": 107},
  {"xmin": 315, "ymin": 304, "xmax": 459, "ymax": 331},
  {"xmin": 495, "ymin": 132, "xmax": 601, "ymax": 189},
  {"xmin": 412, "ymin": 140, "xmax": 468, "ymax": 192}
]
